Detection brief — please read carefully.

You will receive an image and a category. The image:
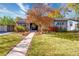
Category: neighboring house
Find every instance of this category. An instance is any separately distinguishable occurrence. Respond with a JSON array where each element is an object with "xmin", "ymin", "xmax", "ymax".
[
  {"xmin": 0, "ymin": 25, "xmax": 14, "ymax": 32},
  {"xmin": 52, "ymin": 18, "xmax": 79, "ymax": 31},
  {"xmin": 0, "ymin": 26, "xmax": 7, "ymax": 32},
  {"xmin": 0, "ymin": 19, "xmax": 34, "ymax": 32},
  {"xmin": 17, "ymin": 19, "xmax": 29, "ymax": 31},
  {"xmin": 17, "ymin": 20, "xmax": 26, "ymax": 26}
]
